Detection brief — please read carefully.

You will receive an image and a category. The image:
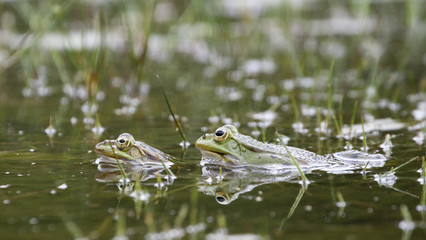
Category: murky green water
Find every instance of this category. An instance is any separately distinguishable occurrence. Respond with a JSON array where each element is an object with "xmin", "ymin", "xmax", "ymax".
[{"xmin": 1, "ymin": 0, "xmax": 425, "ymax": 239}]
